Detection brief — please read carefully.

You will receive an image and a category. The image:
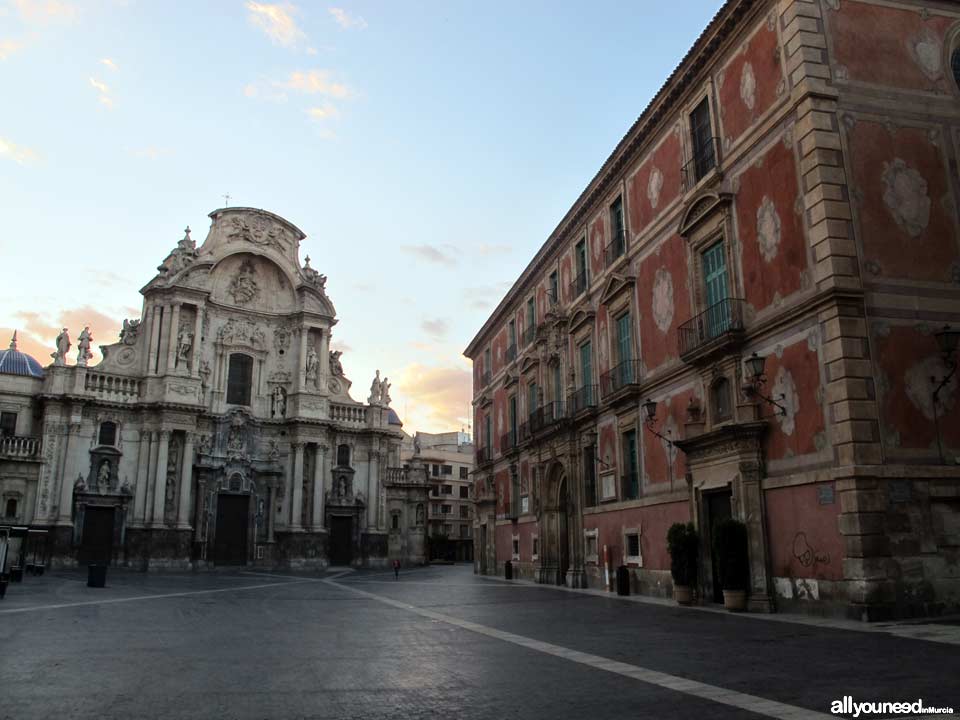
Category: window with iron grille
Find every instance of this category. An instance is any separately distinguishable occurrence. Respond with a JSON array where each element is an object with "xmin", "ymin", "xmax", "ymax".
[
  {"xmin": 626, "ymin": 533, "xmax": 641, "ymax": 560},
  {"xmin": 689, "ymin": 97, "xmax": 716, "ymax": 181}
]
